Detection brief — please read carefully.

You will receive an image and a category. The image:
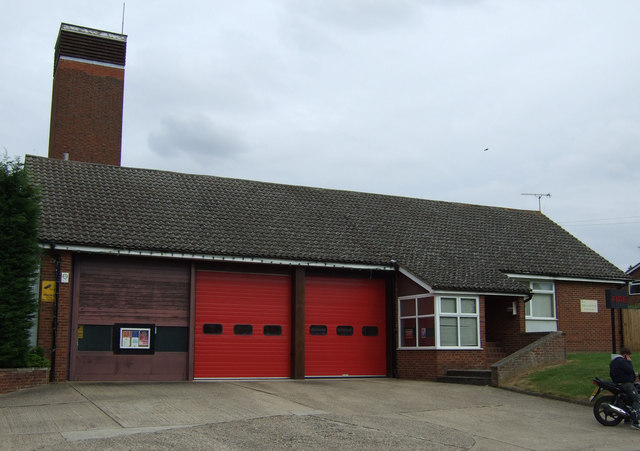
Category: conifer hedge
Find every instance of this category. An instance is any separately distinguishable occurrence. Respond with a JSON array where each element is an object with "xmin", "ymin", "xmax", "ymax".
[{"xmin": 0, "ymin": 155, "xmax": 41, "ymax": 367}]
